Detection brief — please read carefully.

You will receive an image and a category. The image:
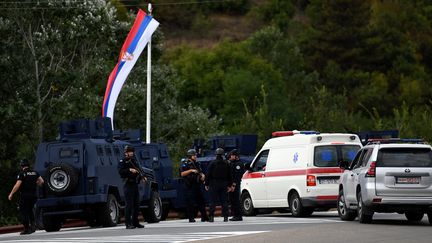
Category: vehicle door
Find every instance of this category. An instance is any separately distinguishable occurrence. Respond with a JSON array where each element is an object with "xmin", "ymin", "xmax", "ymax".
[
  {"xmin": 136, "ymin": 145, "xmax": 159, "ymax": 200},
  {"xmin": 265, "ymin": 147, "xmax": 307, "ymax": 208},
  {"xmin": 47, "ymin": 143, "xmax": 84, "ymax": 195},
  {"xmin": 375, "ymin": 147, "xmax": 432, "ymax": 197},
  {"xmin": 344, "ymin": 149, "xmax": 367, "ymax": 204},
  {"xmin": 313, "ymin": 145, "xmax": 360, "ymax": 196},
  {"xmin": 243, "ymin": 150, "xmax": 269, "ymax": 208}
]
